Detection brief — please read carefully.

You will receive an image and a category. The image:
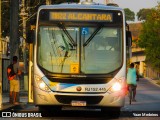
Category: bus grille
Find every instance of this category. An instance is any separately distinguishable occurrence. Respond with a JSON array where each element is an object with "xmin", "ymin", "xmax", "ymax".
[{"xmin": 55, "ymin": 95, "xmax": 103, "ymax": 105}]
